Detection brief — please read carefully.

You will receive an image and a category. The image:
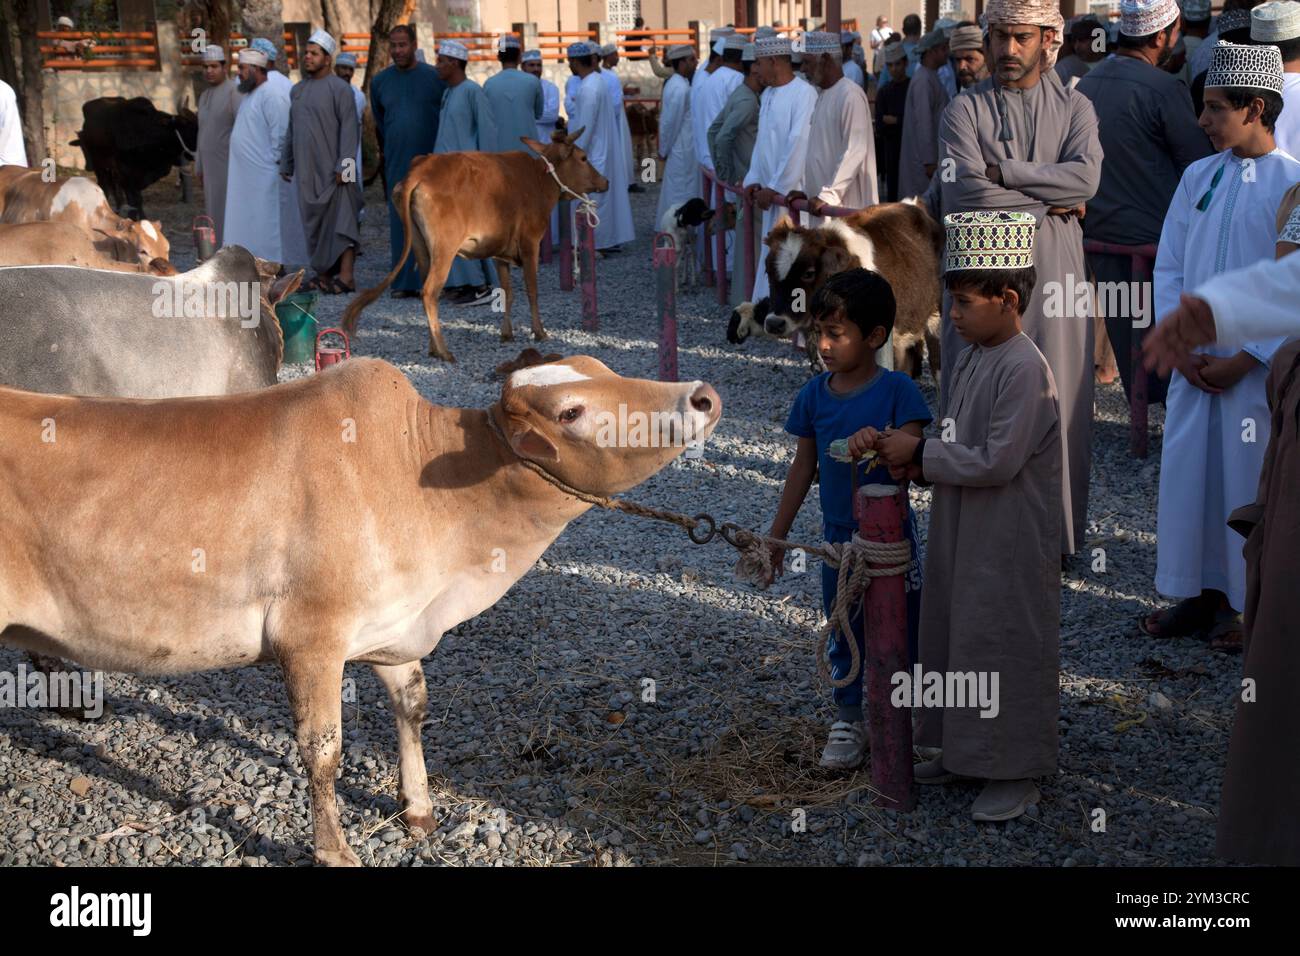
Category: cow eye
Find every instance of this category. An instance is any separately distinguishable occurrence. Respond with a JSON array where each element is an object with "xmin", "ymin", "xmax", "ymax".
[
  {"xmin": 559, "ymin": 406, "xmax": 583, "ymax": 423},
  {"xmin": 801, "ymin": 267, "xmax": 817, "ymax": 282}
]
